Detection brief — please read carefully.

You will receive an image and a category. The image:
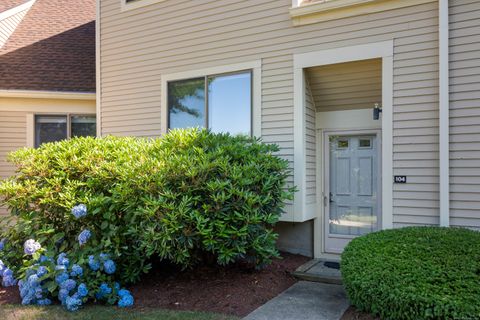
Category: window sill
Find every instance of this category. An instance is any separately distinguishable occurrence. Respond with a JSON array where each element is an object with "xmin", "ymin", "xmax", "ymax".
[
  {"xmin": 290, "ymin": 0, "xmax": 435, "ymax": 26},
  {"xmin": 121, "ymin": 0, "xmax": 167, "ymax": 12}
]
